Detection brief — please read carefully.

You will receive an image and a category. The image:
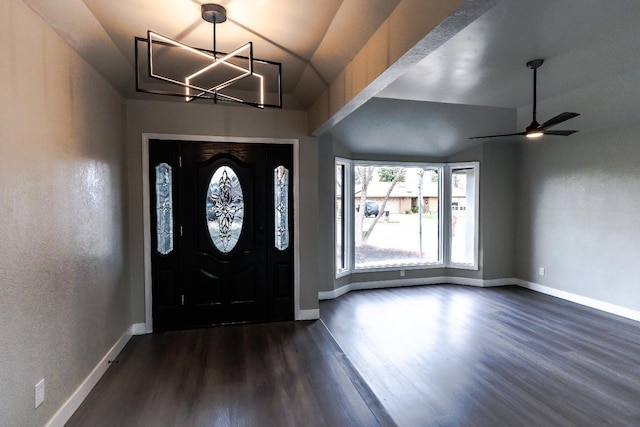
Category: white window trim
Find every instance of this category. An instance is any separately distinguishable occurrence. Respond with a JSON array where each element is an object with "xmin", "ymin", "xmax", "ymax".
[
  {"xmin": 351, "ymin": 160, "xmax": 445, "ymax": 272},
  {"xmin": 445, "ymin": 162, "xmax": 480, "ymax": 270},
  {"xmin": 335, "ymin": 158, "xmax": 351, "ymax": 278},
  {"xmin": 335, "ymin": 159, "xmax": 480, "ymax": 277}
]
